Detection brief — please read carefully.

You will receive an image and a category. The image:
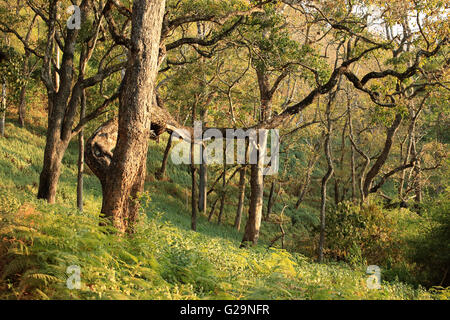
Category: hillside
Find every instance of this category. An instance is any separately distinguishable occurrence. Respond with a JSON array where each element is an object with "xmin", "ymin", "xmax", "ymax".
[{"xmin": 0, "ymin": 118, "xmax": 446, "ymax": 300}]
